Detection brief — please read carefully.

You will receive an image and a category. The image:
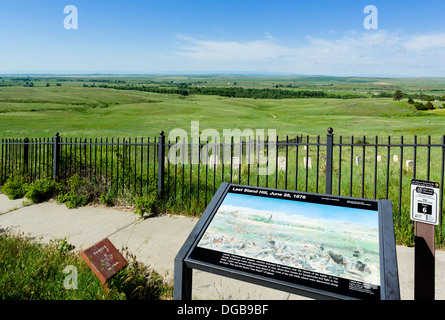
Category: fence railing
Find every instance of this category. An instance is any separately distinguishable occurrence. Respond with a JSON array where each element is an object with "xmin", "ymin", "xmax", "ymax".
[{"xmin": 1, "ymin": 128, "xmax": 444, "ymax": 244}]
